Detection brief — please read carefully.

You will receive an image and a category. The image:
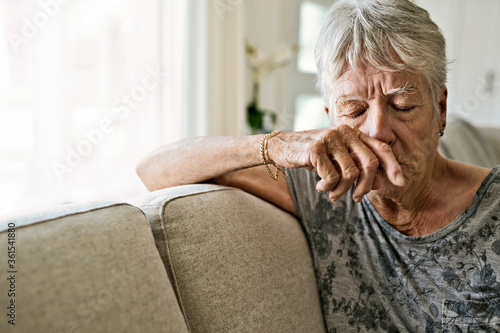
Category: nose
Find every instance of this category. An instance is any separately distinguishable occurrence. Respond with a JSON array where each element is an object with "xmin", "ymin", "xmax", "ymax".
[{"xmin": 361, "ymin": 106, "xmax": 396, "ymax": 145}]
